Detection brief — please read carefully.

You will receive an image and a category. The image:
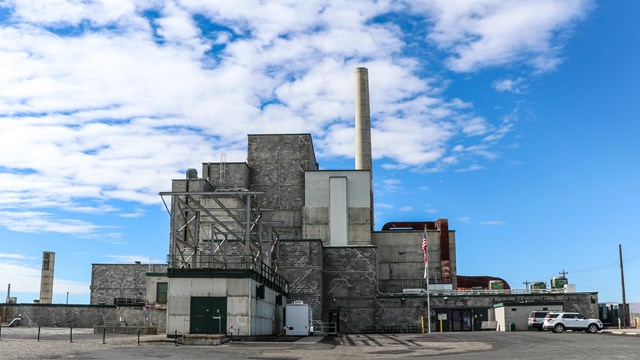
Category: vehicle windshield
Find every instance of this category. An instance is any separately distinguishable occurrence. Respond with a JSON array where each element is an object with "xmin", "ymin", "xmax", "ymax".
[{"xmin": 544, "ymin": 313, "xmax": 560, "ymax": 319}]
